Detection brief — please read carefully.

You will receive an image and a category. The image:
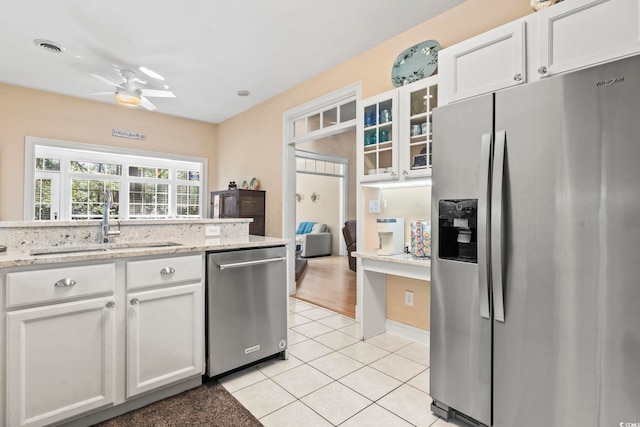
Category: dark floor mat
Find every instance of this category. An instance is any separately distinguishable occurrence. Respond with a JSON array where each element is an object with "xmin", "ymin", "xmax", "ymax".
[{"xmin": 94, "ymin": 381, "xmax": 262, "ymax": 427}]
